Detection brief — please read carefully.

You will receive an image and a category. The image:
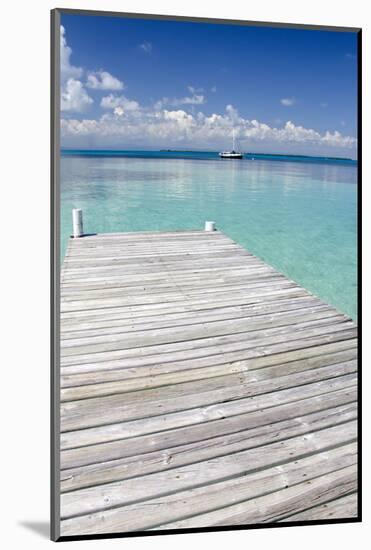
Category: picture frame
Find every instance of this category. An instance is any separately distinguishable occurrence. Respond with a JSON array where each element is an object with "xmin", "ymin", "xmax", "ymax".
[{"xmin": 51, "ymin": 8, "xmax": 361, "ymax": 541}]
